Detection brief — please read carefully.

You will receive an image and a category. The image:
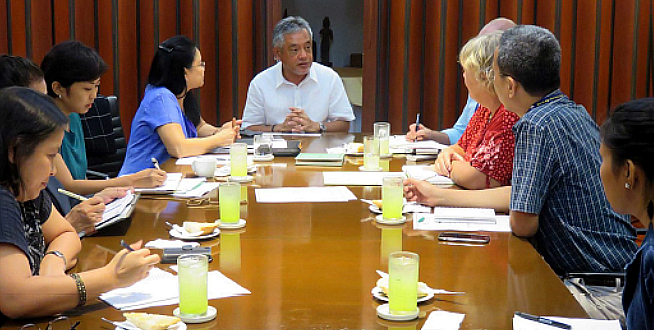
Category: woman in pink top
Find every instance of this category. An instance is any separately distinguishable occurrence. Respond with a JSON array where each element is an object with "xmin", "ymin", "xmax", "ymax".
[{"xmin": 434, "ymin": 31, "xmax": 519, "ymax": 189}]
